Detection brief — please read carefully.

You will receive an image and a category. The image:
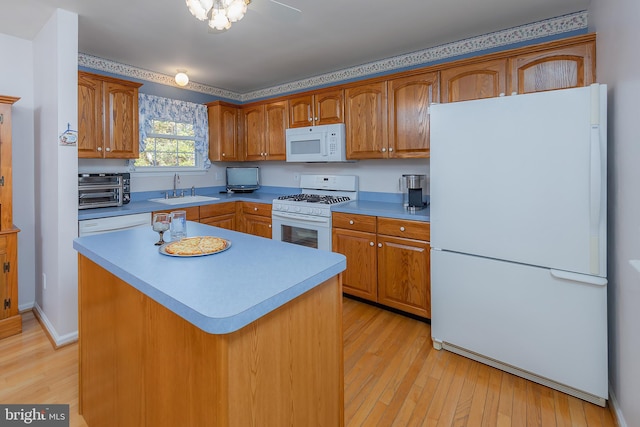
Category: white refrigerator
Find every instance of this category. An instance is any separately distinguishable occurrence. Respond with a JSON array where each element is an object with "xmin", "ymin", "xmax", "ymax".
[{"xmin": 429, "ymin": 84, "xmax": 608, "ymax": 406}]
